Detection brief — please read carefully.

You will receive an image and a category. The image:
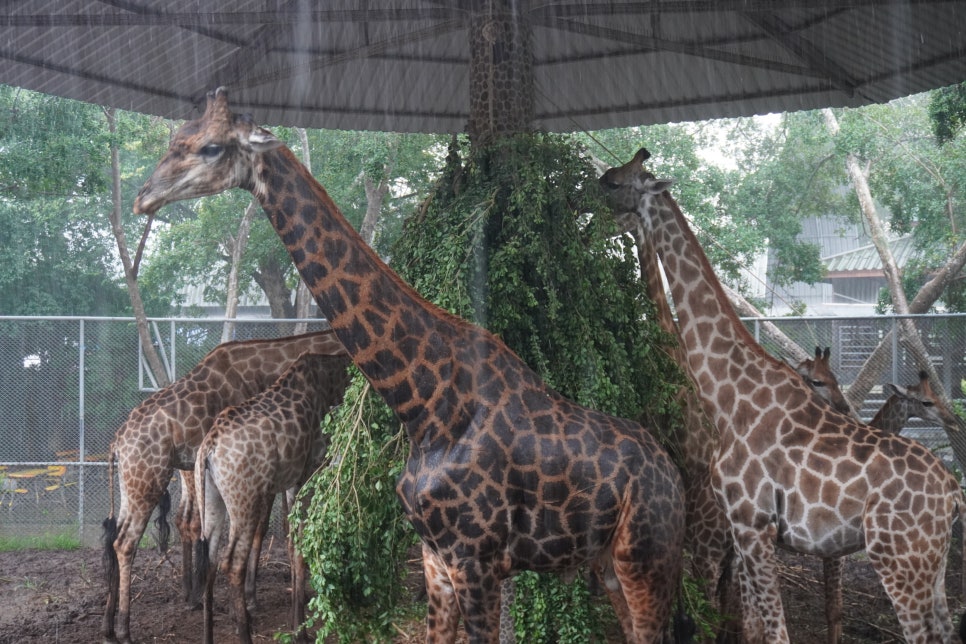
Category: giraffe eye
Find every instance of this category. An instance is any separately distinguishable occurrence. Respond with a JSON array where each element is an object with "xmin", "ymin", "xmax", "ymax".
[
  {"xmin": 810, "ymin": 379, "xmax": 825, "ymax": 387},
  {"xmin": 199, "ymin": 144, "xmax": 224, "ymax": 159}
]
